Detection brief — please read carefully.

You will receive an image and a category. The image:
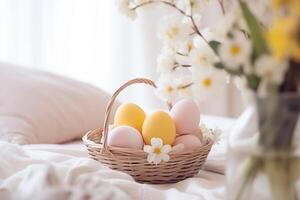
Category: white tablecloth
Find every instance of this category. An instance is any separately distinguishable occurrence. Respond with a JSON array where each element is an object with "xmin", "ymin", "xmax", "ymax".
[{"xmin": 0, "ymin": 115, "xmax": 235, "ymax": 200}]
